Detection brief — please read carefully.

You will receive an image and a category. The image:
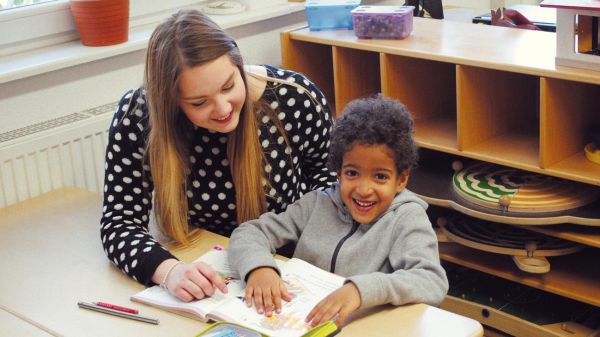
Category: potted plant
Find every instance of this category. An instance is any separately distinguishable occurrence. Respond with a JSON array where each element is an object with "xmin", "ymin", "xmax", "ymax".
[{"xmin": 69, "ymin": 0, "xmax": 129, "ymax": 46}]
